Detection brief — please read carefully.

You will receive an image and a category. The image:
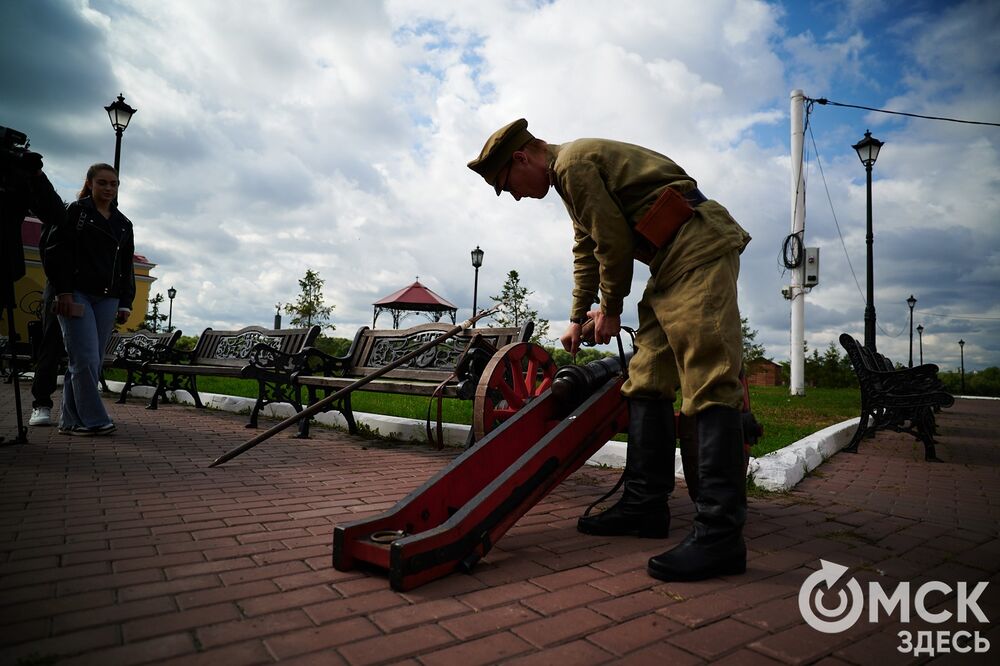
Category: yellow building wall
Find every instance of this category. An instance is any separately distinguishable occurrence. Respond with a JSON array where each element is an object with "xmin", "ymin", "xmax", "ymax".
[{"xmin": 0, "ymin": 233, "xmax": 156, "ymax": 345}]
